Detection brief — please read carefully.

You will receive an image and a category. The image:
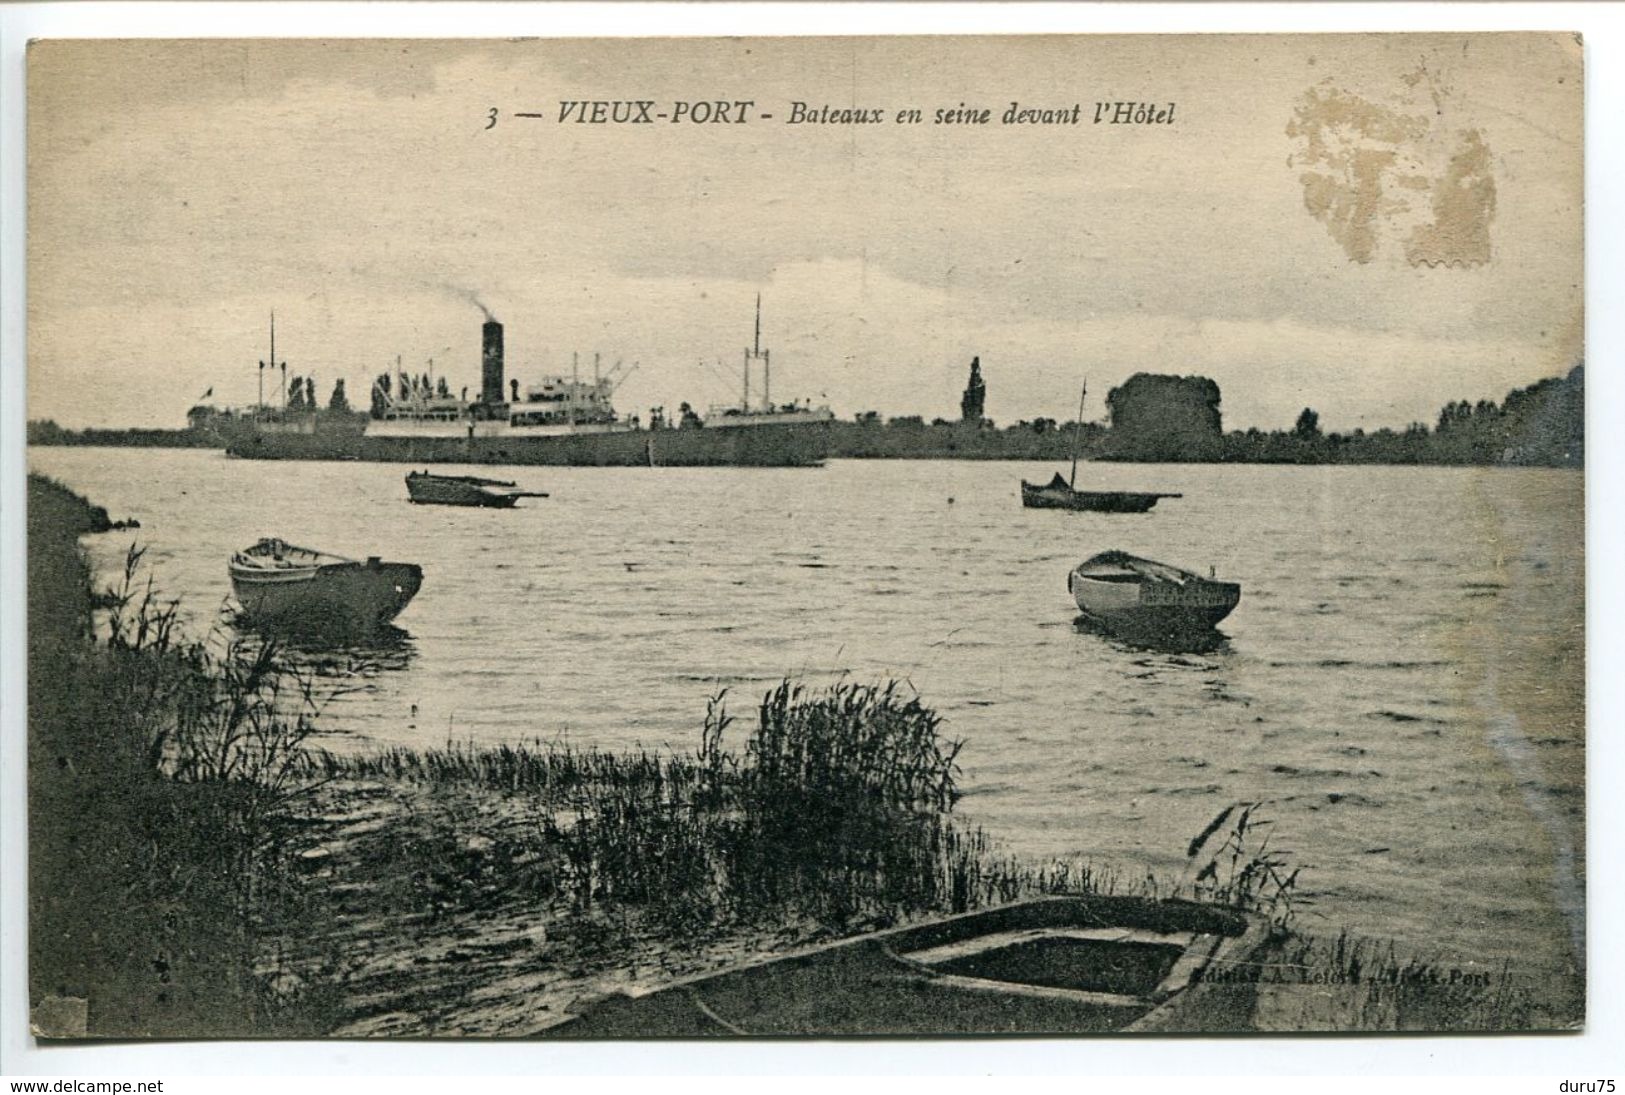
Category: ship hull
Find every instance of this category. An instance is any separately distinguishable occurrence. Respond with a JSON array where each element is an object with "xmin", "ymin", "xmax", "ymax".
[{"xmin": 227, "ymin": 422, "xmax": 830, "ymax": 467}]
